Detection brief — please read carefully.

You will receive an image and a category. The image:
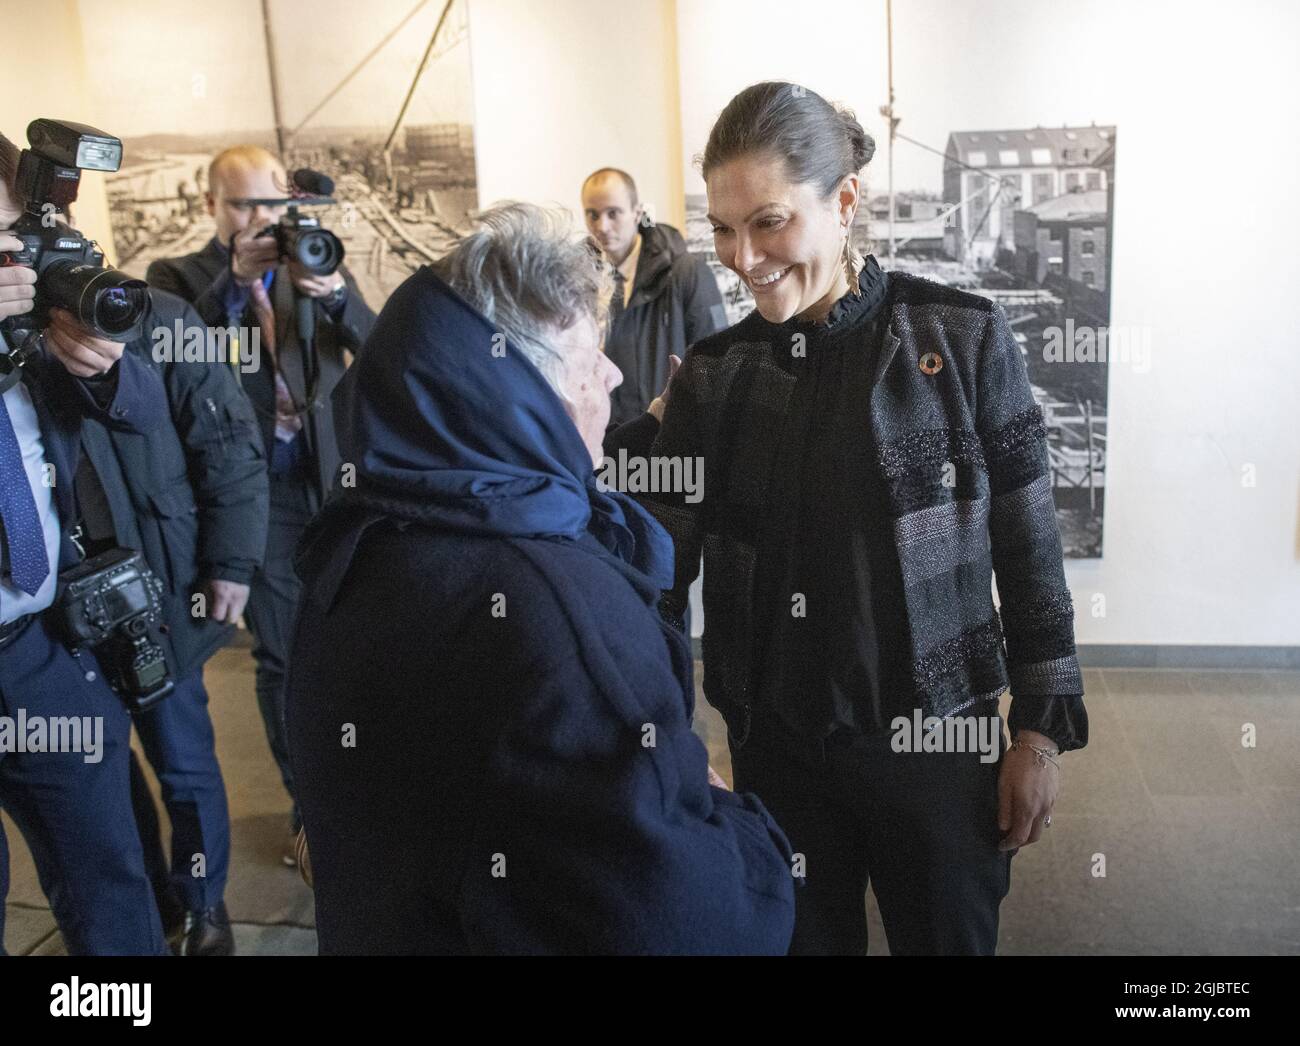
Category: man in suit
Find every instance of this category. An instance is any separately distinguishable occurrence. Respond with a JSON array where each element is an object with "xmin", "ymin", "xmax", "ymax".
[
  {"xmin": 0, "ymin": 132, "xmax": 169, "ymax": 955},
  {"xmin": 147, "ymin": 146, "xmax": 376, "ymax": 861},
  {"xmin": 581, "ymin": 168, "xmax": 726, "ymax": 431}
]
